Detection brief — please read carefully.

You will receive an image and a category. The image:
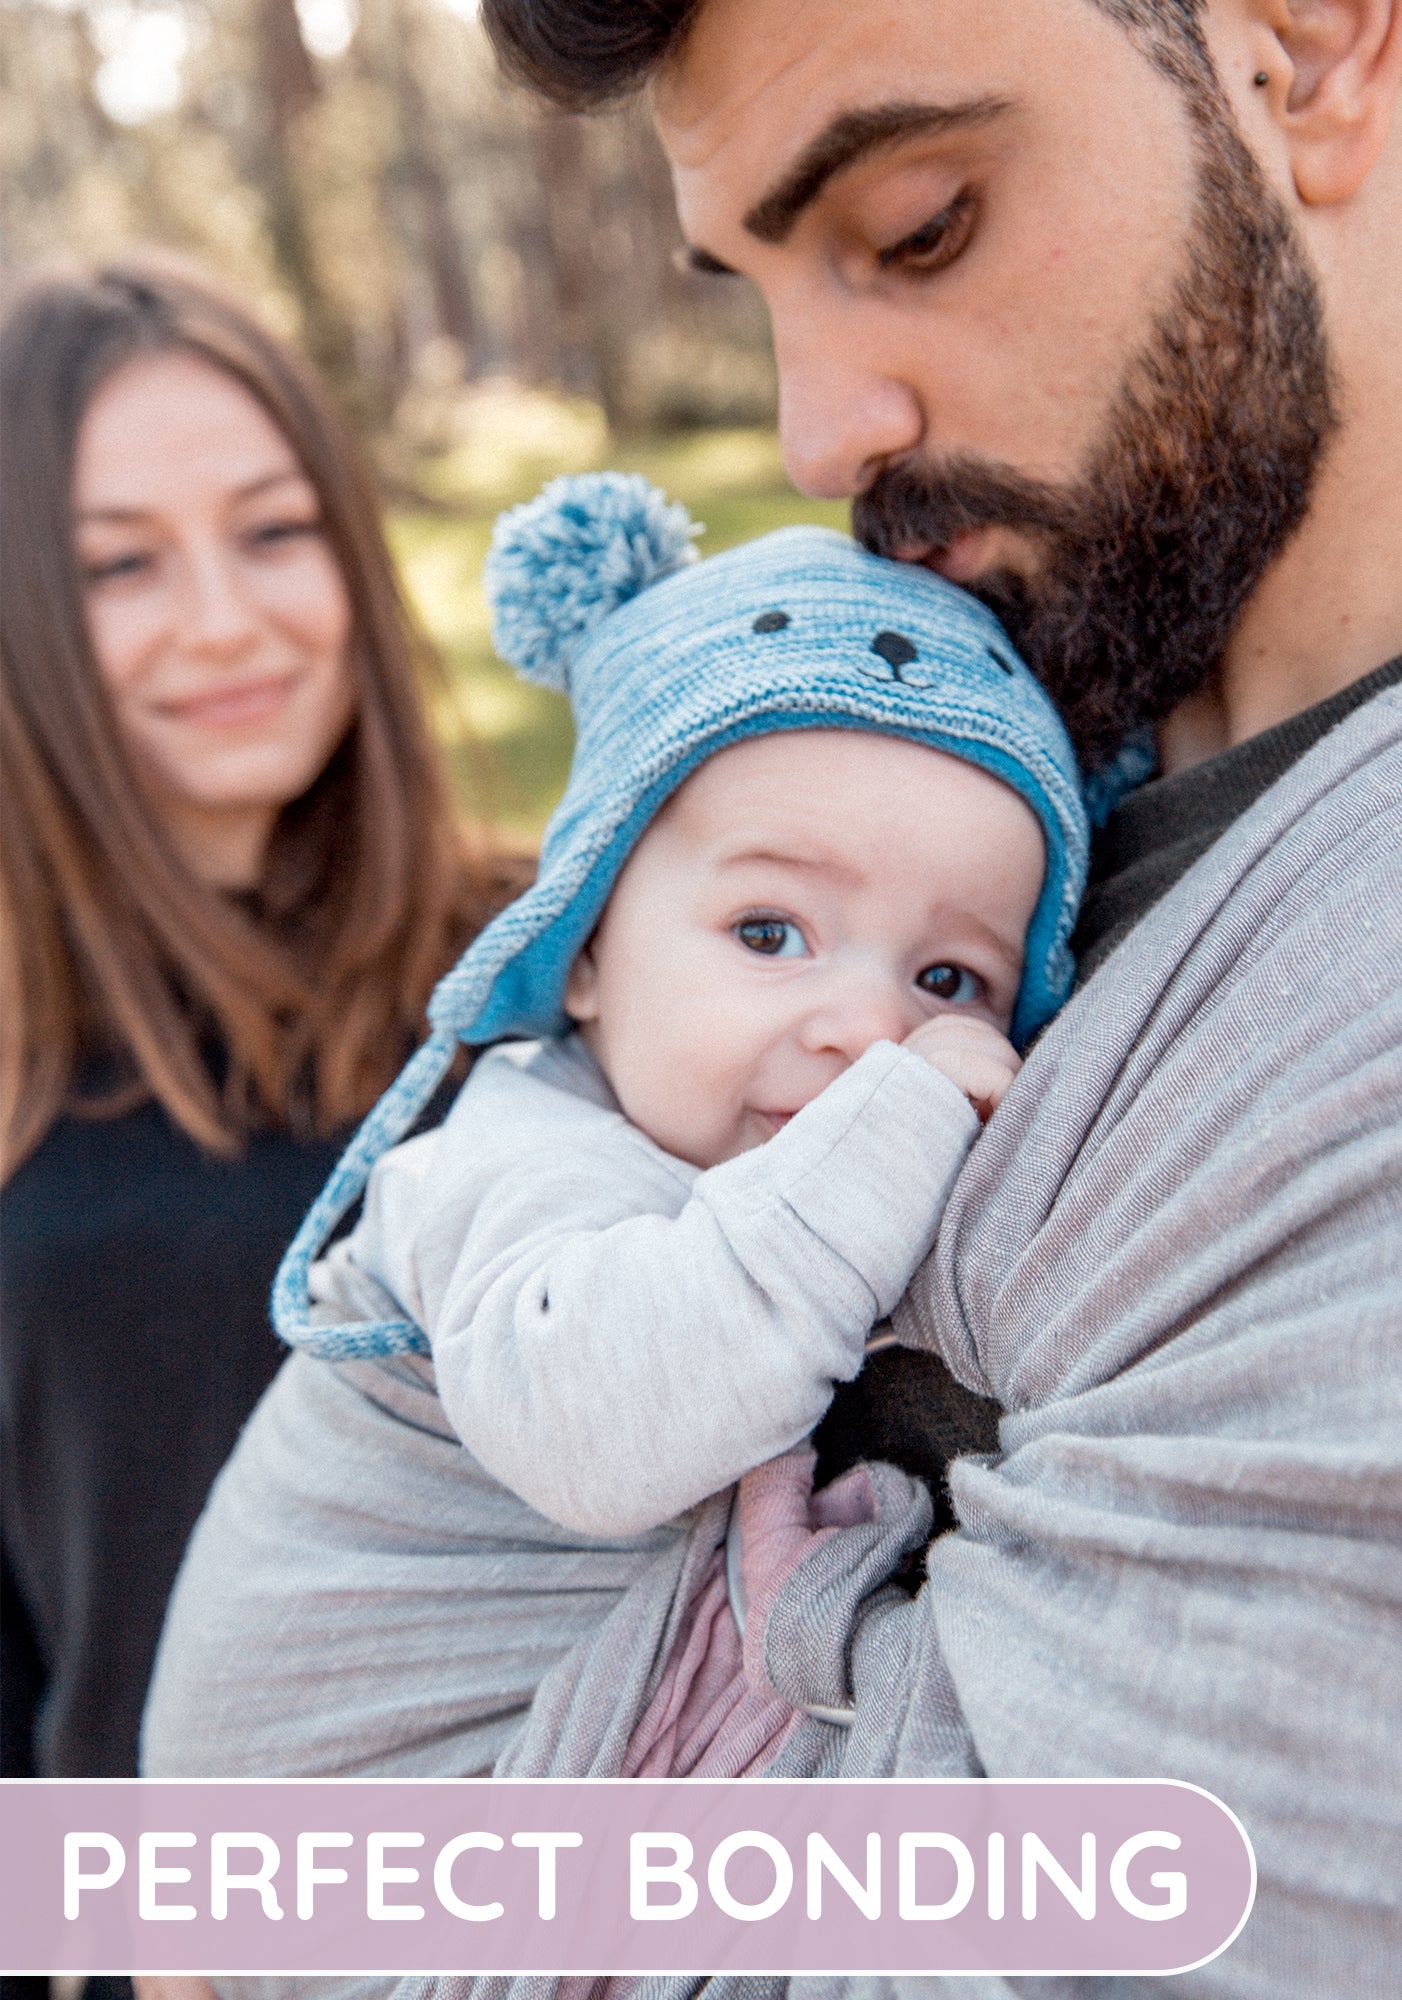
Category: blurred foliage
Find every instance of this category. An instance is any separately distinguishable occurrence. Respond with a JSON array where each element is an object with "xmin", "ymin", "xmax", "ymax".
[
  {"xmin": 1, "ymin": 0, "xmax": 778, "ymax": 435},
  {"xmin": 394, "ymin": 410, "xmax": 849, "ymax": 842},
  {"xmin": 1, "ymin": 0, "xmax": 849, "ymax": 847}
]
